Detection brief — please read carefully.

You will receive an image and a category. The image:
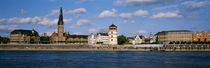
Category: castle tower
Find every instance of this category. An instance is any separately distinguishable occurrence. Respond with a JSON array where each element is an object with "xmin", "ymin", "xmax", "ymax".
[
  {"xmin": 108, "ymin": 24, "xmax": 118, "ymax": 45},
  {"xmin": 58, "ymin": 7, "xmax": 65, "ymax": 41}
]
